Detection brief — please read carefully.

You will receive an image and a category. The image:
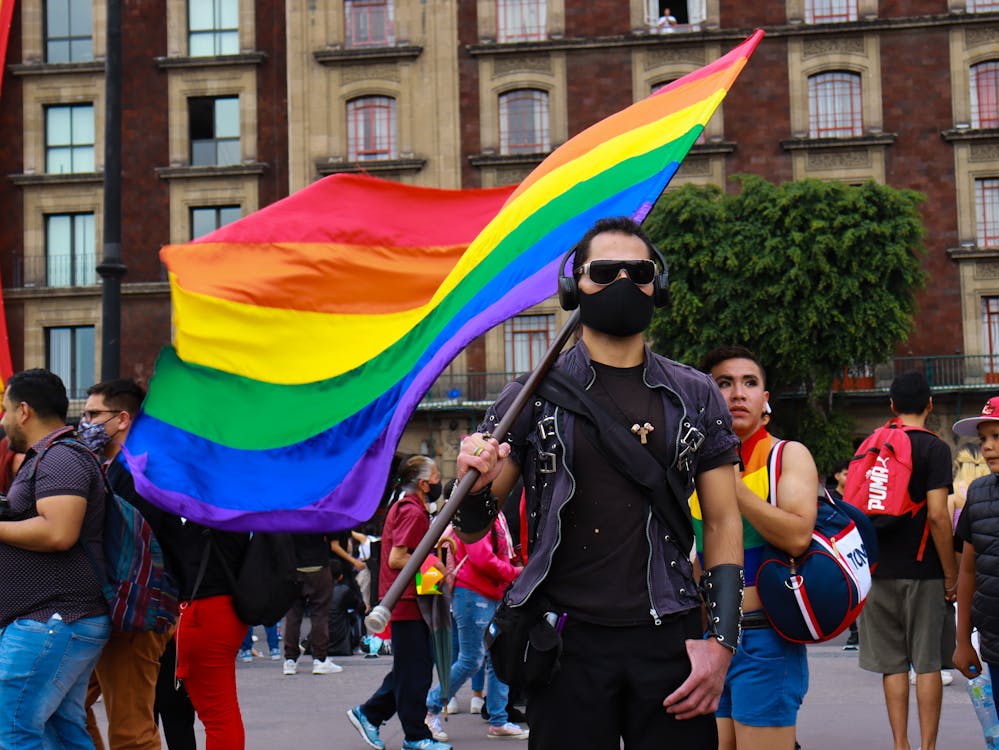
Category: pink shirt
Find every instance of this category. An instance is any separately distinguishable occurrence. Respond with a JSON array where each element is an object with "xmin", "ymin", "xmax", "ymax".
[{"xmin": 452, "ymin": 516, "xmax": 521, "ymax": 601}]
